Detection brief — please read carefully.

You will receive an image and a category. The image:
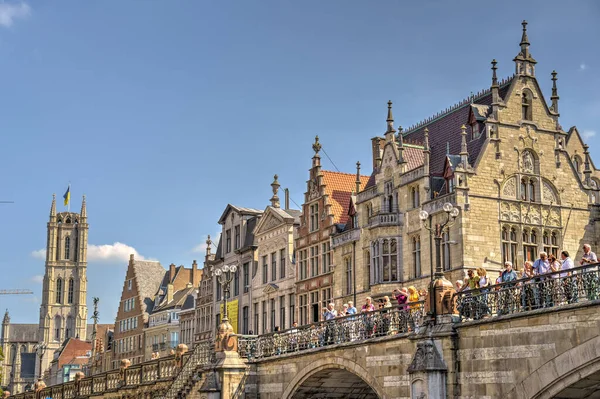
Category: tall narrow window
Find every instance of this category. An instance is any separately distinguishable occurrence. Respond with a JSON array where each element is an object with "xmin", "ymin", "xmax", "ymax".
[
  {"xmin": 56, "ymin": 278, "xmax": 63, "ymax": 304},
  {"xmin": 253, "ymin": 303, "xmax": 259, "ymax": 334},
  {"xmin": 54, "ymin": 316, "xmax": 62, "ymax": 341},
  {"xmin": 242, "ymin": 306, "xmax": 249, "ymax": 335},
  {"xmin": 299, "ymin": 249, "xmax": 307, "ymax": 280},
  {"xmin": 412, "ymin": 236, "xmax": 421, "ymax": 278},
  {"xmin": 262, "ymin": 255, "xmax": 268, "ymax": 284},
  {"xmin": 522, "ymin": 92, "xmax": 532, "ymax": 120},
  {"xmin": 411, "ymin": 187, "xmax": 420, "ymax": 208},
  {"xmin": 243, "ymin": 262, "xmax": 249, "ymax": 293},
  {"xmin": 289, "ymin": 294, "xmax": 295, "ymax": 325},
  {"xmin": 280, "ymin": 249, "xmax": 286, "ymax": 279},
  {"xmin": 310, "ymin": 245, "xmax": 319, "ymax": 277},
  {"xmin": 442, "ymin": 231, "xmax": 451, "ymax": 271},
  {"xmin": 68, "ymin": 278, "xmax": 74, "ymax": 304},
  {"xmin": 233, "ymin": 270, "xmax": 239, "ymax": 296},
  {"xmin": 225, "ymin": 229, "xmax": 231, "ymax": 253},
  {"xmin": 271, "ymin": 252, "xmax": 277, "ymax": 281},
  {"xmin": 523, "ymin": 228, "xmax": 538, "ymax": 261},
  {"xmin": 321, "ymin": 242, "xmax": 330, "ymax": 274},
  {"xmin": 299, "ymin": 294, "xmax": 308, "ymax": 326},
  {"xmin": 279, "ymin": 295, "xmax": 285, "ymax": 329},
  {"xmin": 364, "ymin": 250, "xmax": 371, "ymax": 289},
  {"xmin": 371, "ymin": 242, "xmax": 380, "ymax": 284},
  {"xmin": 309, "ymin": 203, "xmax": 319, "ymax": 231},
  {"xmin": 64, "ymin": 236, "xmax": 70, "ymax": 260},
  {"xmin": 345, "ymin": 257, "xmax": 353, "ymax": 295},
  {"xmin": 262, "ymin": 301, "xmax": 267, "ymax": 333},
  {"xmin": 529, "ymin": 180, "xmax": 536, "ymax": 202},
  {"xmin": 234, "ymin": 225, "xmax": 240, "ymax": 250}
]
